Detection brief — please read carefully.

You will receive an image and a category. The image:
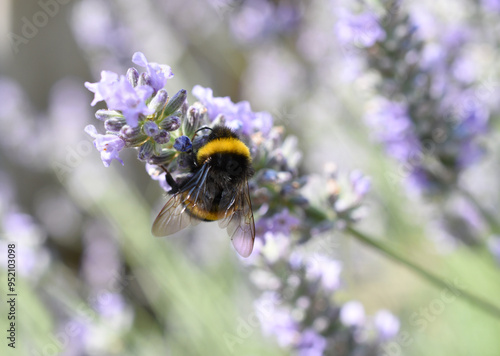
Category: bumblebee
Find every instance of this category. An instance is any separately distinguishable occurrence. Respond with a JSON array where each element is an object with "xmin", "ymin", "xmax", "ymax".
[{"xmin": 152, "ymin": 125, "xmax": 255, "ymax": 257}]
